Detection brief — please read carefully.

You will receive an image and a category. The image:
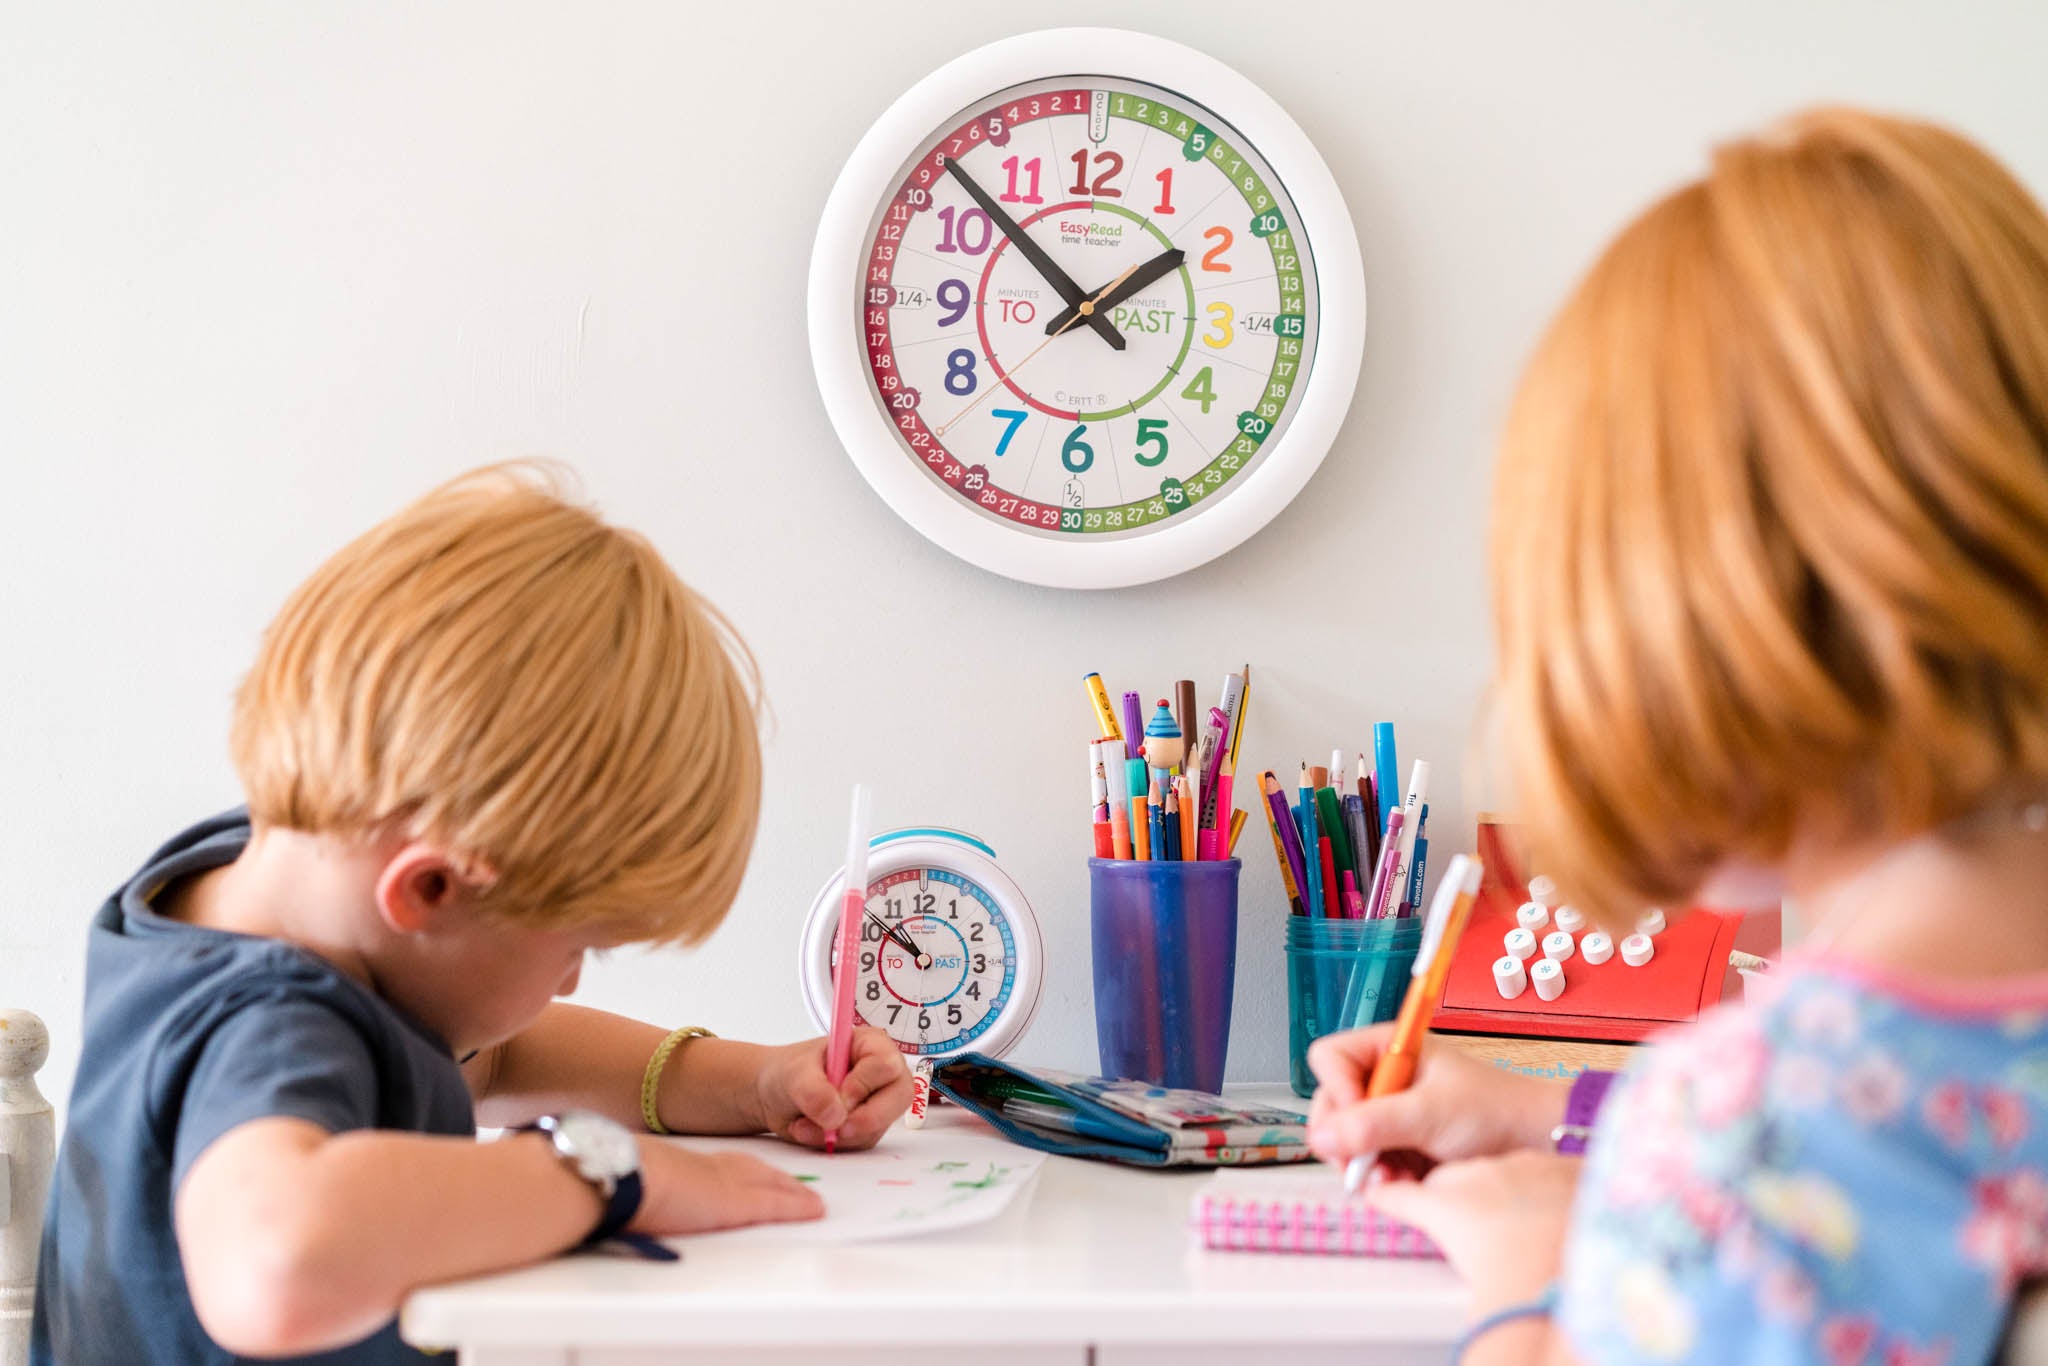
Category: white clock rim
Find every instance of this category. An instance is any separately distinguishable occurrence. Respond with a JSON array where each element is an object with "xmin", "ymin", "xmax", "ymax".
[
  {"xmin": 808, "ymin": 27, "xmax": 1366, "ymax": 590},
  {"xmin": 798, "ymin": 834, "xmax": 1044, "ymax": 1061}
]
